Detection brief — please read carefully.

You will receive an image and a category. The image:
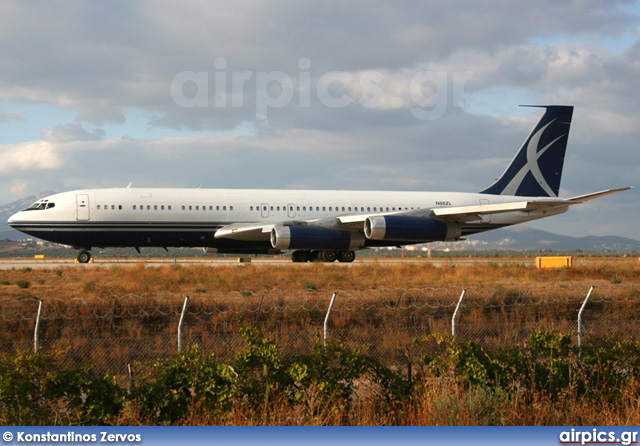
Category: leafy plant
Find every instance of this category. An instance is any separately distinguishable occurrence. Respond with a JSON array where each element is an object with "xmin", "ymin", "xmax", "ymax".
[{"xmin": 15, "ymin": 280, "xmax": 30, "ymax": 289}]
